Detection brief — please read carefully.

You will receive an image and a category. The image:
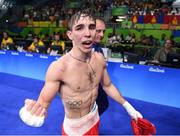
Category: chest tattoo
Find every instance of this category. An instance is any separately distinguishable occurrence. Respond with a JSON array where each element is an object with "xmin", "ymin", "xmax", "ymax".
[{"xmin": 87, "ymin": 63, "xmax": 96, "ymax": 84}]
